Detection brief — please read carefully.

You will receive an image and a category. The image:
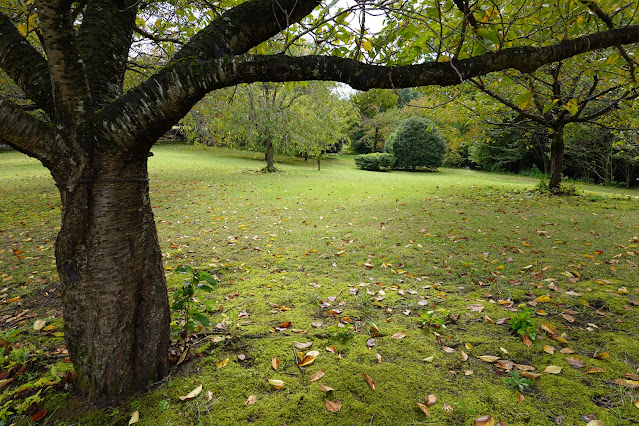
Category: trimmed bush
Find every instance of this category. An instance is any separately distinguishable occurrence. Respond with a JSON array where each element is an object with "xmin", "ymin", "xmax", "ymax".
[
  {"xmin": 354, "ymin": 153, "xmax": 396, "ymax": 171},
  {"xmin": 384, "ymin": 117, "xmax": 446, "ymax": 170}
]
